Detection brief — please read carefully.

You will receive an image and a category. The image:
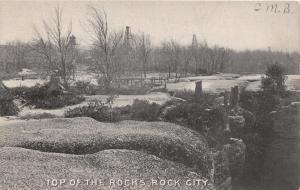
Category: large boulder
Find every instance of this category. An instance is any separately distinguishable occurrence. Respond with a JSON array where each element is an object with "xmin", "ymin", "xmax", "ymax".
[
  {"xmin": 228, "ymin": 115, "xmax": 245, "ymax": 138},
  {"xmin": 0, "ymin": 147, "xmax": 214, "ymax": 190},
  {"xmin": 262, "ymin": 102, "xmax": 300, "ymax": 190},
  {"xmin": 210, "ymin": 149, "xmax": 231, "ymax": 190},
  {"xmin": 222, "ymin": 138, "xmax": 246, "ymax": 187},
  {"xmin": 209, "ymin": 138, "xmax": 246, "ymax": 190},
  {"xmin": 0, "ymin": 117, "xmax": 211, "ymax": 177}
]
